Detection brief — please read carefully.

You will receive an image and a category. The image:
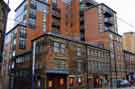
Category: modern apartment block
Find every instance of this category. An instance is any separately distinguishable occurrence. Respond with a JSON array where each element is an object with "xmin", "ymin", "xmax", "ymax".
[
  {"xmin": 123, "ymin": 32, "xmax": 135, "ymax": 53},
  {"xmin": 4, "ymin": 0, "xmax": 84, "ymax": 57},
  {"xmin": 12, "ymin": 33, "xmax": 110, "ymax": 89},
  {"xmin": 81, "ymin": 3, "xmax": 125, "ymax": 85}
]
